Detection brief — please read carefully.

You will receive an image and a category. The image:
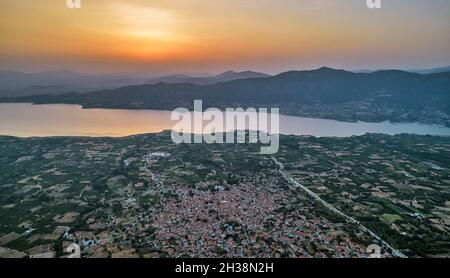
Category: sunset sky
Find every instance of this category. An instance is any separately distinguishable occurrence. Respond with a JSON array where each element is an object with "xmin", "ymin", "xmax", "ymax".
[{"xmin": 0, "ymin": 0, "xmax": 449, "ymax": 74}]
